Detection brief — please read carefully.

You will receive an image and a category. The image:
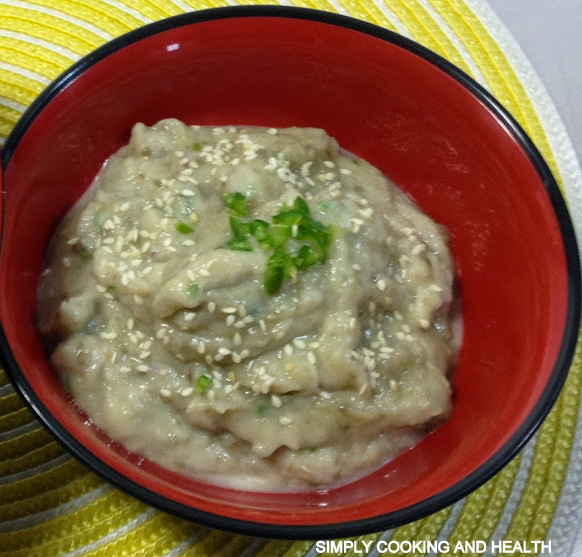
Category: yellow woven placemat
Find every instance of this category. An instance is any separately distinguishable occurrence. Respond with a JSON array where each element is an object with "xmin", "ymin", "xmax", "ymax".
[{"xmin": 1, "ymin": 1, "xmax": 582, "ymax": 556}]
